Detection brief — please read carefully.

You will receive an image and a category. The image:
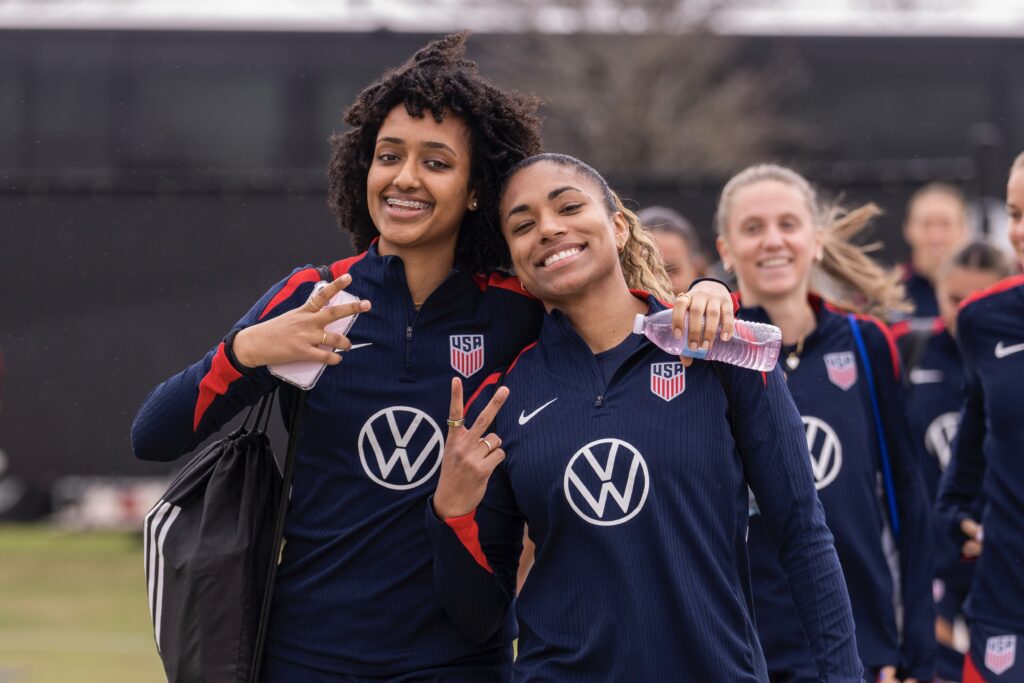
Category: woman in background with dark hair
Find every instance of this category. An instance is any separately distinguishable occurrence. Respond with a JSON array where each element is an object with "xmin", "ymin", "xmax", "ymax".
[
  {"xmin": 639, "ymin": 205, "xmax": 708, "ymax": 295},
  {"xmin": 902, "ymin": 242, "xmax": 1011, "ymax": 682},
  {"xmin": 132, "ymin": 33, "xmax": 733, "ymax": 681}
]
